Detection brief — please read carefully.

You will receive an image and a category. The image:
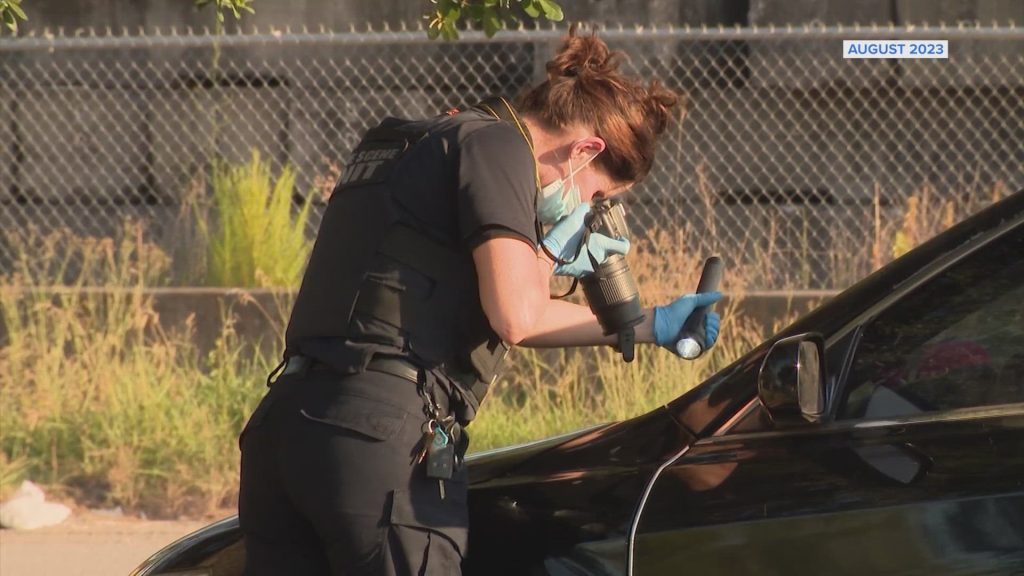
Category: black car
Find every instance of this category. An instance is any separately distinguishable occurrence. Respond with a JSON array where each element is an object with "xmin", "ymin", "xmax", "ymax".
[{"xmin": 133, "ymin": 191, "xmax": 1024, "ymax": 576}]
